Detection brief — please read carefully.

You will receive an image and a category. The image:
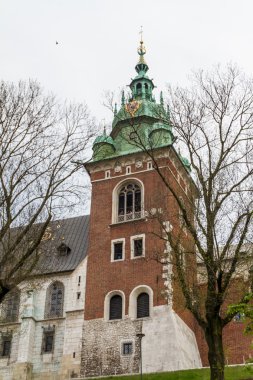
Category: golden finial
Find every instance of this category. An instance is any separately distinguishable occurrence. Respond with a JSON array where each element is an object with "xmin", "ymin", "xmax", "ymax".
[{"xmin": 137, "ymin": 26, "xmax": 146, "ymax": 64}]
